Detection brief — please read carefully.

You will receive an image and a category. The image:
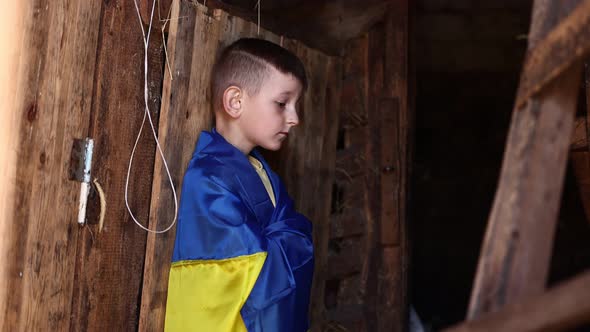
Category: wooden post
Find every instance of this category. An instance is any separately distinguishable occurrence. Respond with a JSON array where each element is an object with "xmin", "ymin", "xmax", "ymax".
[
  {"xmin": 367, "ymin": 1, "xmax": 411, "ymax": 330},
  {"xmin": 138, "ymin": 2, "xmax": 214, "ymax": 330},
  {"xmin": 467, "ymin": 0, "xmax": 584, "ymax": 318},
  {"xmin": 308, "ymin": 58, "xmax": 342, "ymax": 330}
]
